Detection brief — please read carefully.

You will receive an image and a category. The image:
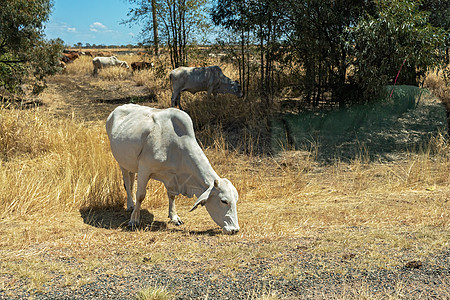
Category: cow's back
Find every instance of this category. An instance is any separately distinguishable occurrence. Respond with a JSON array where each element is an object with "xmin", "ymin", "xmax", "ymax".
[
  {"xmin": 93, "ymin": 56, "xmax": 117, "ymax": 67},
  {"xmin": 170, "ymin": 67, "xmax": 212, "ymax": 93},
  {"xmin": 106, "ymin": 104, "xmax": 196, "ymax": 172}
]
